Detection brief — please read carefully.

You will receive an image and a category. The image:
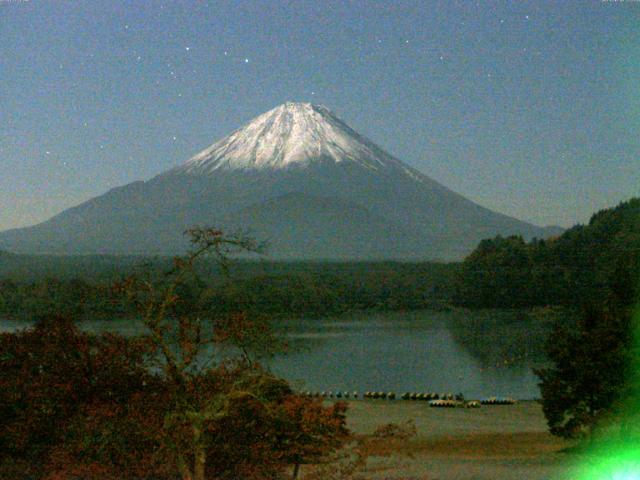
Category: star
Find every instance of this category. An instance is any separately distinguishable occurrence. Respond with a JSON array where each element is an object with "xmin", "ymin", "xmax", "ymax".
[
  {"xmin": 244, "ymin": 58, "xmax": 249, "ymax": 63},
  {"xmin": 172, "ymin": 136, "xmax": 177, "ymax": 141},
  {"xmin": 45, "ymin": 151, "xmax": 51, "ymax": 155},
  {"xmin": 185, "ymin": 46, "xmax": 190, "ymax": 51},
  {"xmin": 224, "ymin": 51, "xmax": 228, "ymax": 56},
  {"xmin": 525, "ymin": 15, "xmax": 530, "ymax": 20},
  {"xmin": 136, "ymin": 56, "xmax": 142, "ymax": 61}
]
